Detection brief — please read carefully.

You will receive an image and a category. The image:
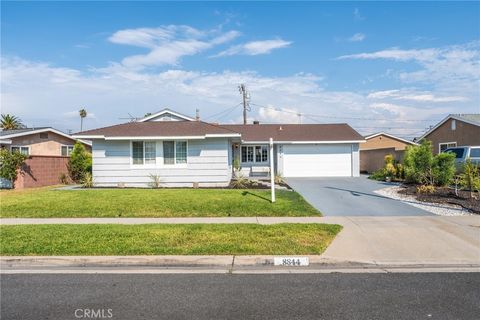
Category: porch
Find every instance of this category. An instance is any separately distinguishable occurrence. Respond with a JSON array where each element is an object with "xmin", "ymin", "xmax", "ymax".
[{"xmin": 231, "ymin": 142, "xmax": 278, "ymax": 178}]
